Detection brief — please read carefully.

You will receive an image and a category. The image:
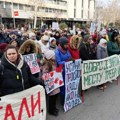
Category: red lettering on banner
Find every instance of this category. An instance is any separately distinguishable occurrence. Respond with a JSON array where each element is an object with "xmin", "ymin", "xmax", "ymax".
[
  {"xmin": 18, "ymin": 98, "xmax": 31, "ymax": 119},
  {"xmin": 4, "ymin": 104, "xmax": 16, "ymax": 120},
  {"xmin": 31, "ymin": 92, "xmax": 41, "ymax": 116}
]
